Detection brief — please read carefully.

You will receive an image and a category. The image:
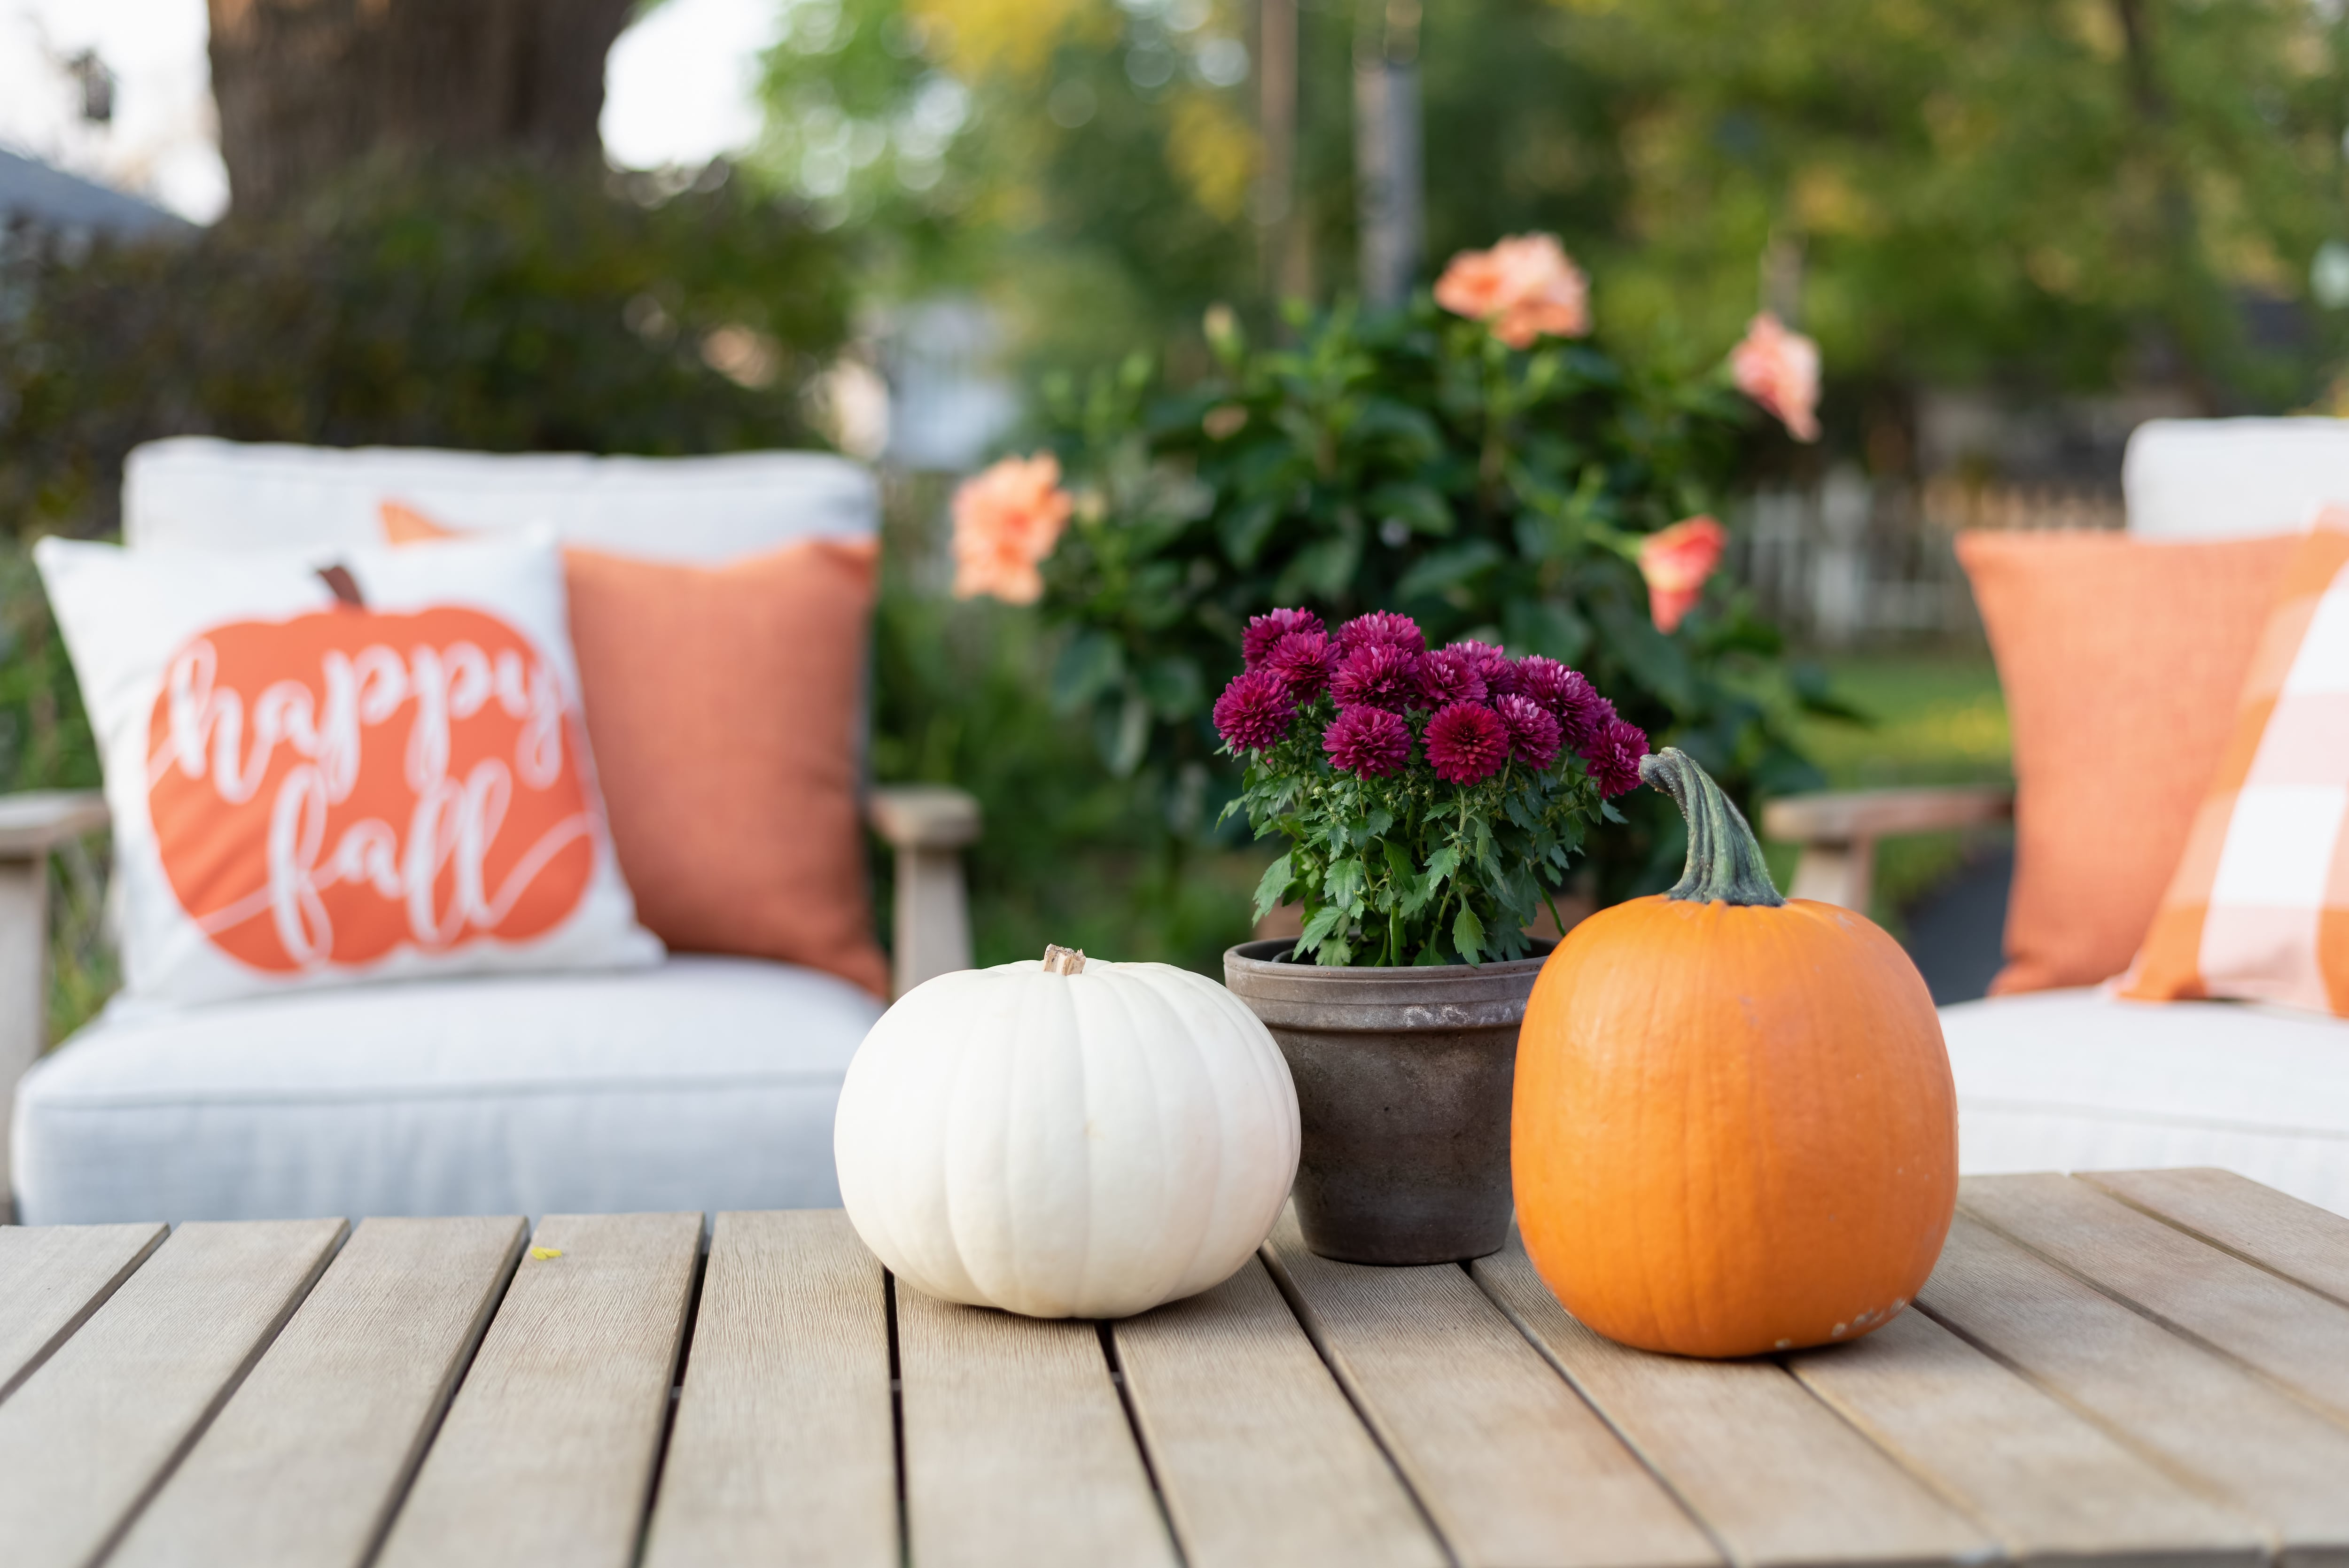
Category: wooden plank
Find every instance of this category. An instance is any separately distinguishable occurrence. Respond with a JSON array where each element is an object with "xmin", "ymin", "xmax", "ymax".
[
  {"xmin": 640, "ymin": 1211, "xmax": 896, "ymax": 1568},
  {"xmin": 1921, "ymin": 1212, "xmax": 2349, "ymax": 1555},
  {"xmin": 2084, "ymin": 1167, "xmax": 2349, "ymax": 1307},
  {"xmin": 897, "ymin": 1279, "xmax": 1177, "ymax": 1568},
  {"xmin": 1113, "ymin": 1257, "xmax": 1446, "ymax": 1568},
  {"xmin": 1790, "ymin": 1303, "xmax": 2264, "ymax": 1568},
  {"xmin": 1963, "ymin": 1172, "xmax": 2349, "ymax": 1423},
  {"xmin": 1267, "ymin": 1216, "xmax": 1716, "ymax": 1568},
  {"xmin": 0, "ymin": 1222, "xmax": 166, "ymax": 1401},
  {"xmin": 109, "ymin": 1215, "xmax": 526, "ymax": 1568},
  {"xmin": 374, "ymin": 1211, "xmax": 701, "ymax": 1568},
  {"xmin": 1474, "ymin": 1238, "xmax": 1992, "ymax": 1568},
  {"xmin": 0, "ymin": 1217, "xmax": 344, "ymax": 1568}
]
